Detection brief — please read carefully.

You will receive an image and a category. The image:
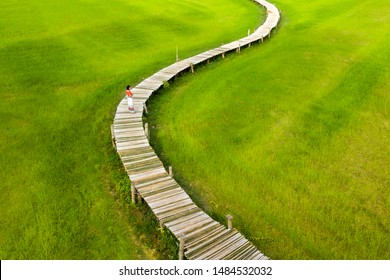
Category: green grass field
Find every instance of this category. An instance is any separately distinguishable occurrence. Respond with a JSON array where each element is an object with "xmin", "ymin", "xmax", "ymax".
[
  {"xmin": 147, "ymin": 0, "xmax": 390, "ymax": 259},
  {"xmin": 0, "ymin": 0, "xmax": 261, "ymax": 259}
]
